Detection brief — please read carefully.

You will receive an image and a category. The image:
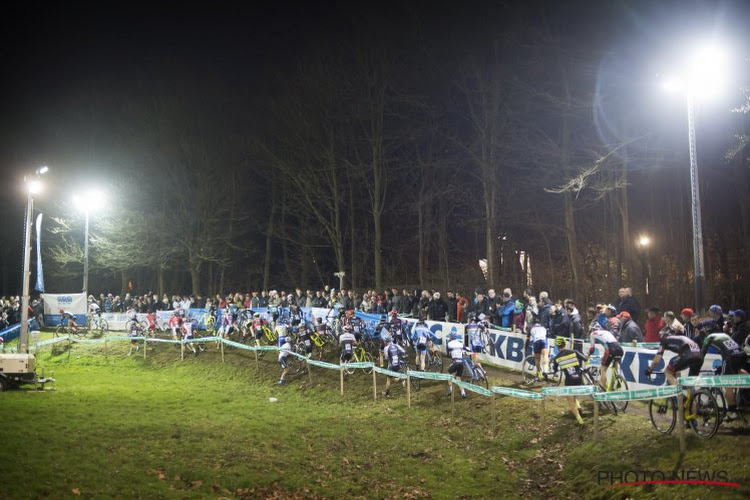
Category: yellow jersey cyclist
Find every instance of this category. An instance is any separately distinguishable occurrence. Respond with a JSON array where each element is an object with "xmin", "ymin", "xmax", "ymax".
[
  {"xmin": 551, "ymin": 337, "xmax": 587, "ymax": 425},
  {"xmin": 588, "ymin": 326, "xmax": 624, "ymax": 389}
]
